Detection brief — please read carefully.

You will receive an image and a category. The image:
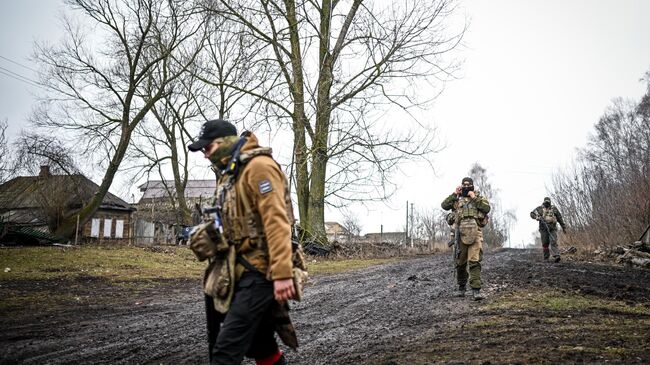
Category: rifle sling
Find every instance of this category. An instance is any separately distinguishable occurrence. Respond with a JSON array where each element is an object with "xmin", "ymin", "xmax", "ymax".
[{"xmin": 236, "ymin": 254, "xmax": 265, "ymax": 276}]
